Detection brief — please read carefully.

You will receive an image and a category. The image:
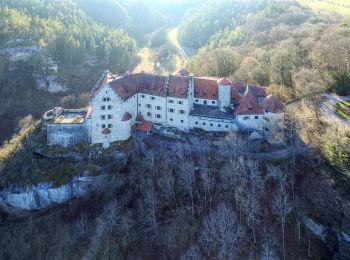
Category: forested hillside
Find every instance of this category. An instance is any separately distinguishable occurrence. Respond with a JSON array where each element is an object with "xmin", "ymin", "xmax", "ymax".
[
  {"xmin": 183, "ymin": 1, "xmax": 350, "ymax": 101},
  {"xmin": 1, "ymin": 1, "xmax": 350, "ymax": 259},
  {"xmin": 0, "ymin": 0, "xmax": 137, "ymax": 70}
]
